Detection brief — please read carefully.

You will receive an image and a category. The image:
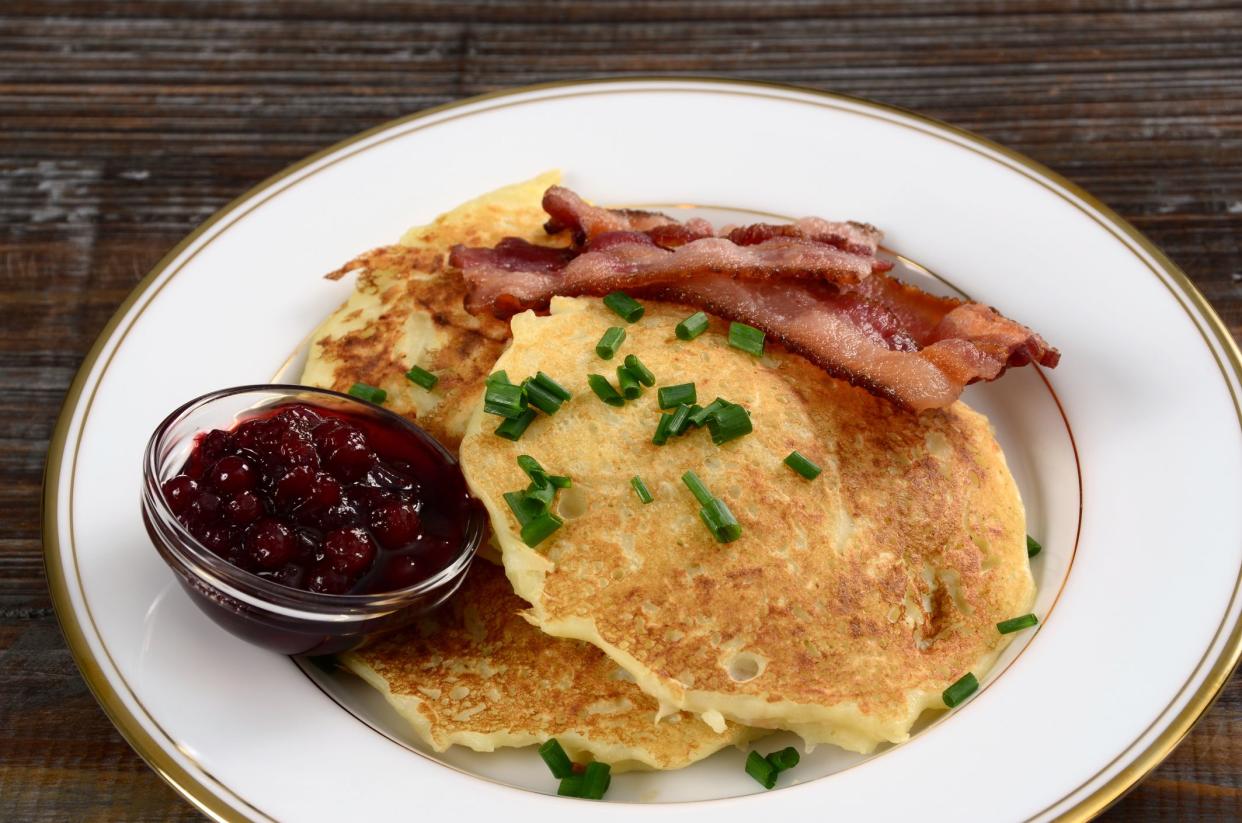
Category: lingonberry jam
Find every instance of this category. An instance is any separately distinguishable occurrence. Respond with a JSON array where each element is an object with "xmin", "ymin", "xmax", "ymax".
[{"xmin": 160, "ymin": 401, "xmax": 472, "ymax": 596}]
